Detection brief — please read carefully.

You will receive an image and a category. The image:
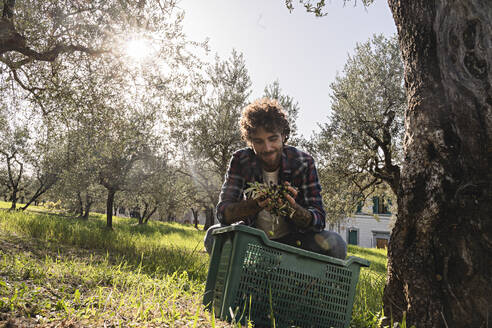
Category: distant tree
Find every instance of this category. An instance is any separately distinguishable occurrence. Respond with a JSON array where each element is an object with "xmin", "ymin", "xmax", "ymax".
[
  {"xmin": 118, "ymin": 156, "xmax": 164, "ymax": 225},
  {"xmin": 192, "ymin": 50, "xmax": 251, "ymax": 177},
  {"xmin": 94, "ymin": 104, "xmax": 159, "ymax": 229},
  {"xmin": 168, "ymin": 49, "xmax": 252, "ymax": 229},
  {"xmin": 156, "ymin": 170, "xmax": 197, "ymax": 224},
  {"xmin": 19, "ymin": 123, "xmax": 66, "ymax": 211},
  {"xmin": 263, "ymin": 80, "xmax": 300, "ymax": 143},
  {"xmin": 47, "ymin": 124, "xmax": 105, "ymax": 219},
  {"xmin": 315, "ymin": 34, "xmax": 405, "ymax": 222},
  {"xmin": 0, "ymin": 101, "xmax": 30, "ymax": 210},
  {"xmin": 0, "ymin": 125, "xmax": 27, "ymax": 210},
  {"xmin": 0, "ymin": 78, "xmax": 65, "ymax": 210},
  {"xmin": 289, "ymin": 1, "xmax": 492, "ymax": 326},
  {"xmin": 118, "ymin": 155, "xmax": 197, "ymax": 225}
]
